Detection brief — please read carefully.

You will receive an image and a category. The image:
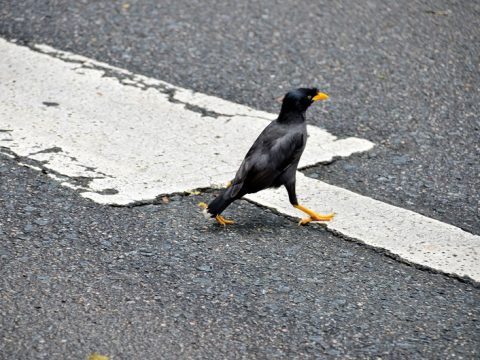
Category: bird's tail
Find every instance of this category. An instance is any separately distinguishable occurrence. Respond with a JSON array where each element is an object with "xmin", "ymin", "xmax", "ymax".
[{"xmin": 203, "ymin": 187, "xmax": 237, "ymax": 217}]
